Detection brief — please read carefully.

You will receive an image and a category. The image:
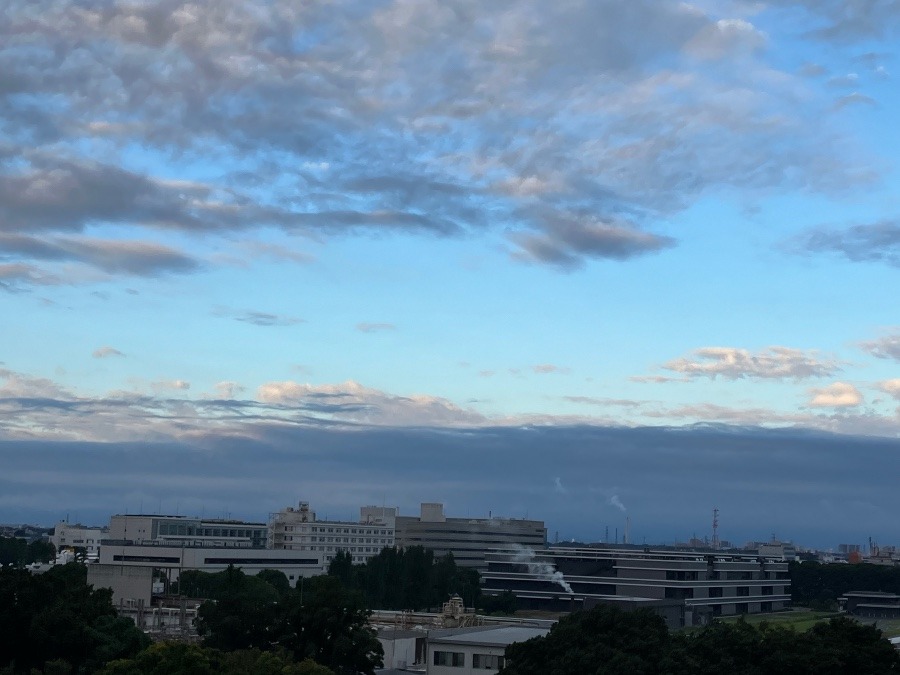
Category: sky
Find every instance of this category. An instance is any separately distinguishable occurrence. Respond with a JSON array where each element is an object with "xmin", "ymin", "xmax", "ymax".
[{"xmin": 2, "ymin": 0, "xmax": 900, "ymax": 548}]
